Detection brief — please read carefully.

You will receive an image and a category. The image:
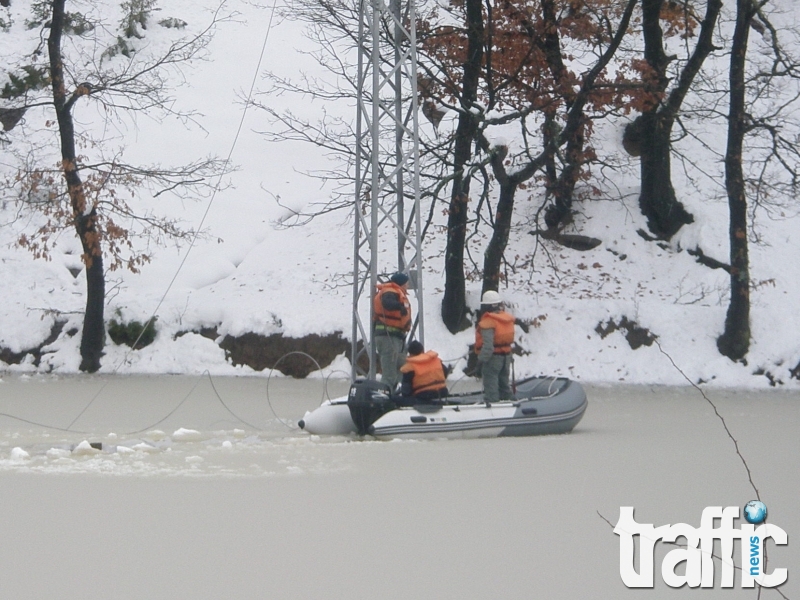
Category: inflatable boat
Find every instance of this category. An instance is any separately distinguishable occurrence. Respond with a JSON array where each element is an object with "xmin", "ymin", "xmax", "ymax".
[{"xmin": 298, "ymin": 376, "xmax": 587, "ymax": 440}]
